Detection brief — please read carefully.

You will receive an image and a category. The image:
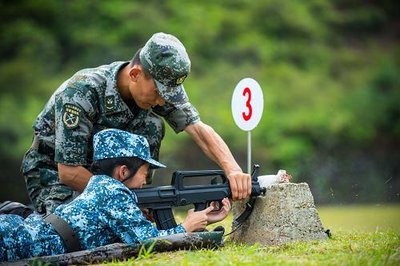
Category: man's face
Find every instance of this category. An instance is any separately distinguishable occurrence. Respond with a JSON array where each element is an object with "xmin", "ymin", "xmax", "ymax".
[
  {"xmin": 123, "ymin": 163, "xmax": 149, "ymax": 189},
  {"xmin": 129, "ymin": 68, "xmax": 165, "ymax": 109}
]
